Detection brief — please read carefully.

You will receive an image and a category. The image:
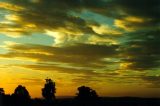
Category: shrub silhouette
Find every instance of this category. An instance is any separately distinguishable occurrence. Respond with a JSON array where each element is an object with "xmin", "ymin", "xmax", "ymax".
[
  {"xmin": 42, "ymin": 78, "xmax": 56, "ymax": 102},
  {"xmin": 76, "ymin": 86, "xmax": 98, "ymax": 101}
]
